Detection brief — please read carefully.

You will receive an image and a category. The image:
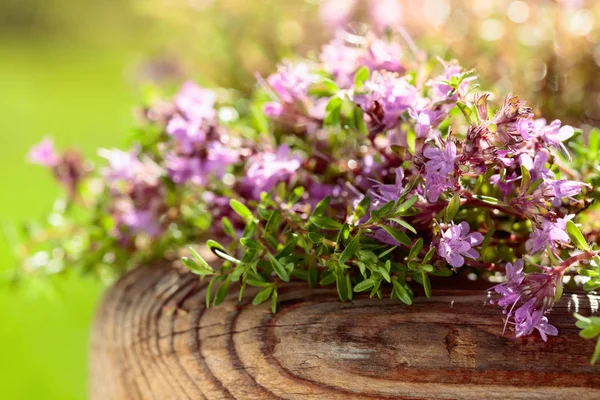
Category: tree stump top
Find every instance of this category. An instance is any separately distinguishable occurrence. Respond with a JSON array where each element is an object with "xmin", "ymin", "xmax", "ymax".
[{"xmin": 90, "ymin": 263, "xmax": 600, "ymax": 399}]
